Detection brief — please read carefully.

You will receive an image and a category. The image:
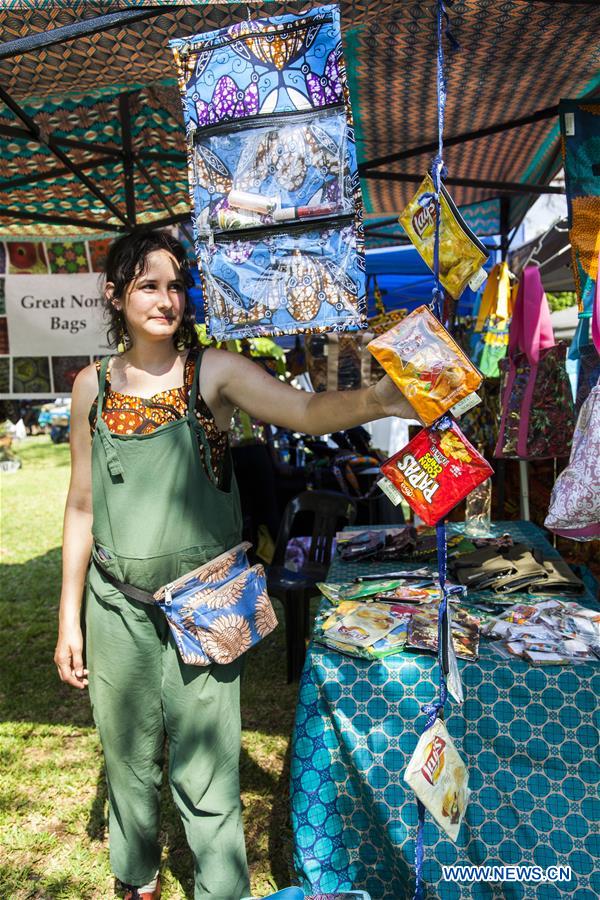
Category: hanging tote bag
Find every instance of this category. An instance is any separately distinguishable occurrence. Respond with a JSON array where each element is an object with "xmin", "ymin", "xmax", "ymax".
[
  {"xmin": 545, "ymin": 262, "xmax": 600, "ymax": 540},
  {"xmin": 494, "ymin": 267, "xmax": 575, "ymax": 459}
]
